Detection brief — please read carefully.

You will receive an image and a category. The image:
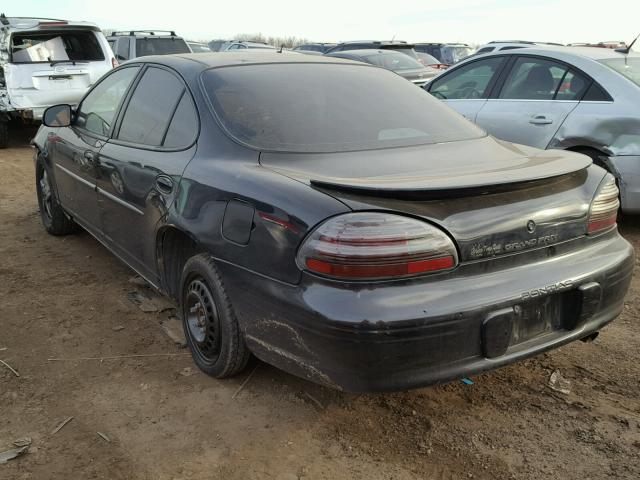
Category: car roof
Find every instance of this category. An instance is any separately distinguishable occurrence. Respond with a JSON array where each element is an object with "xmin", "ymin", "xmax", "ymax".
[
  {"xmin": 332, "ymin": 49, "xmax": 400, "ymax": 56},
  {"xmin": 337, "ymin": 40, "xmax": 409, "ymax": 45},
  {"xmin": 486, "ymin": 45, "xmax": 640, "ymax": 61},
  {"xmin": 415, "ymin": 43, "xmax": 470, "ymax": 47},
  {"xmin": 134, "ymin": 51, "xmax": 365, "ymax": 70},
  {"xmin": 1, "ymin": 16, "xmax": 99, "ymax": 31}
]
